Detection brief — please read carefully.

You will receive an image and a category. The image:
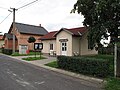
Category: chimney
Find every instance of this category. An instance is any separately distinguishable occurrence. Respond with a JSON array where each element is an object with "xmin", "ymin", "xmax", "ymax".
[{"xmin": 39, "ymin": 24, "xmax": 41, "ymax": 27}]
